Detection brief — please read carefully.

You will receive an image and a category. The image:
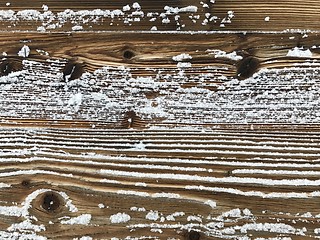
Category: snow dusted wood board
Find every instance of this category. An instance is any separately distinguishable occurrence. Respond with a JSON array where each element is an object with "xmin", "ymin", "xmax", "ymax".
[{"xmin": 1, "ymin": 0, "xmax": 320, "ymax": 239}]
